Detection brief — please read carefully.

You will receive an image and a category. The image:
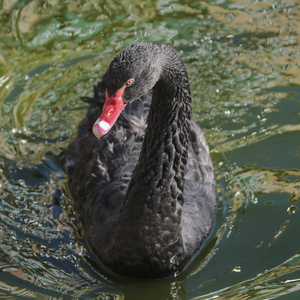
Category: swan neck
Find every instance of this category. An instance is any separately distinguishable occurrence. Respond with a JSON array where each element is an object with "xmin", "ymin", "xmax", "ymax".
[{"xmin": 124, "ymin": 53, "xmax": 191, "ymax": 216}]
